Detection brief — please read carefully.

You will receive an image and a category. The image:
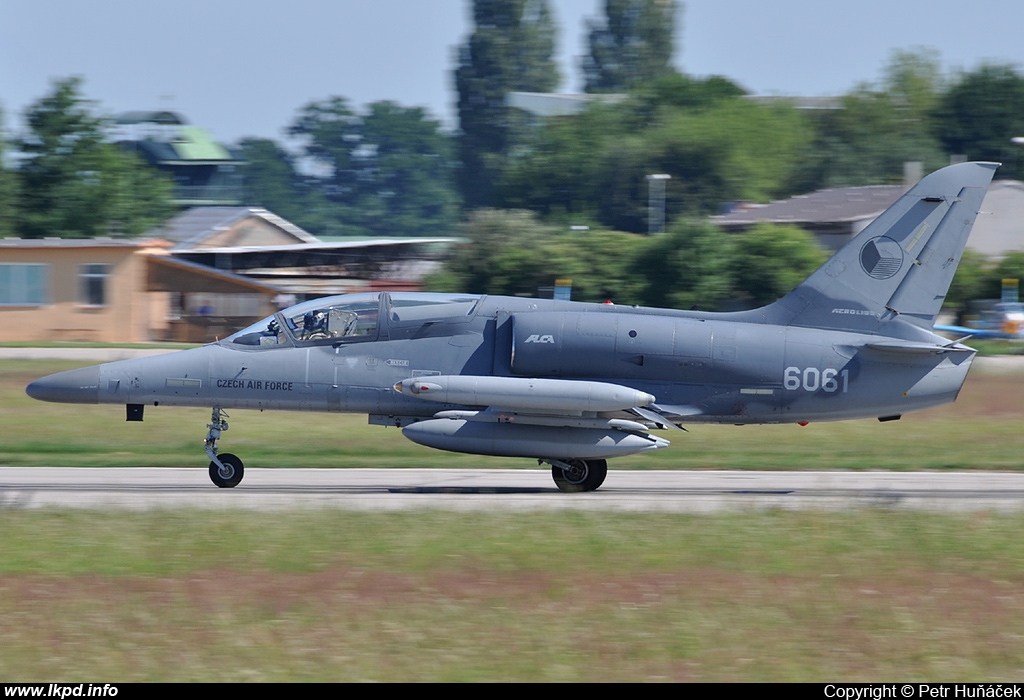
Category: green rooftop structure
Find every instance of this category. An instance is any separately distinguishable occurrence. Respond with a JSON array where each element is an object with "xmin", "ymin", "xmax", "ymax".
[{"xmin": 114, "ymin": 111, "xmax": 243, "ymax": 206}]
